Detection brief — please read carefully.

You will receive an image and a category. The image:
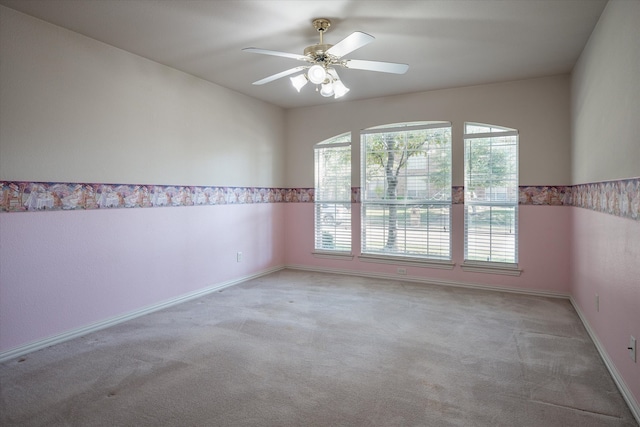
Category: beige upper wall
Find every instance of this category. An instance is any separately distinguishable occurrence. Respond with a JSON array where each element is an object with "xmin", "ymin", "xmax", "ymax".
[
  {"xmin": 0, "ymin": 6, "xmax": 285, "ymax": 187},
  {"xmin": 1, "ymin": 4, "xmax": 578, "ymax": 190},
  {"xmin": 285, "ymin": 75, "xmax": 571, "ymax": 187},
  {"xmin": 571, "ymin": 0, "xmax": 640, "ymax": 184}
]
